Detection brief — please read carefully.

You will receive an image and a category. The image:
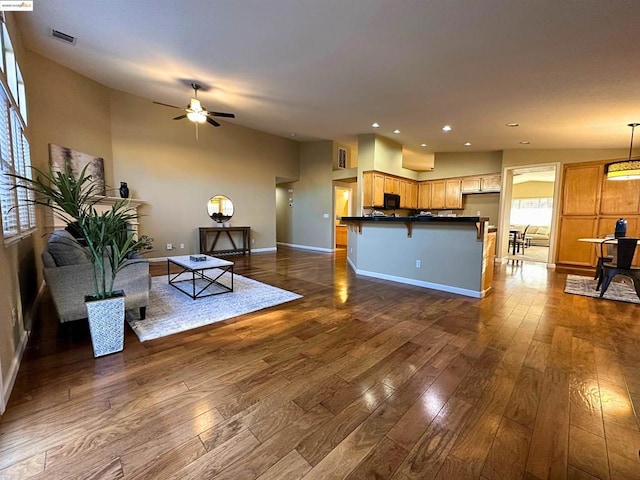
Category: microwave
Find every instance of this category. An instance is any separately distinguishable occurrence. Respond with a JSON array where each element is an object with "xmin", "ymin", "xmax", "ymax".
[{"xmin": 383, "ymin": 193, "xmax": 401, "ymax": 210}]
